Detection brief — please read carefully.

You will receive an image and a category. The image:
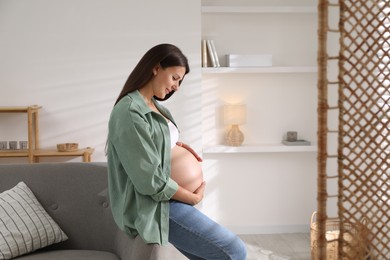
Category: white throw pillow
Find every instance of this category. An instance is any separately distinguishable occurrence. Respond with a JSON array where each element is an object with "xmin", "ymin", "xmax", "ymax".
[{"xmin": 0, "ymin": 182, "xmax": 68, "ymax": 260}]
